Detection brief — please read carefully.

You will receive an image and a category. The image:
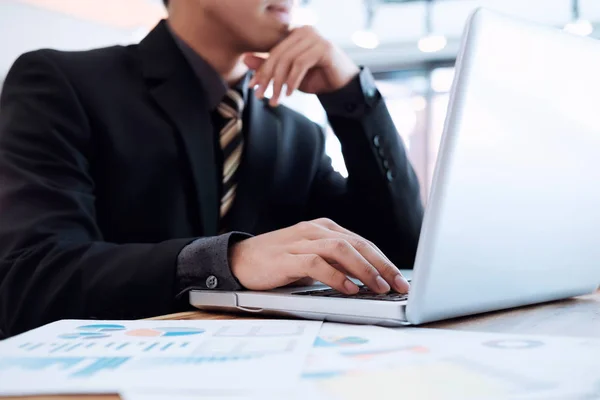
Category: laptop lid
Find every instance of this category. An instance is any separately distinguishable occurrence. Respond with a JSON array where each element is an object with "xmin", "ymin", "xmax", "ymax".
[{"xmin": 405, "ymin": 8, "xmax": 600, "ymax": 325}]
